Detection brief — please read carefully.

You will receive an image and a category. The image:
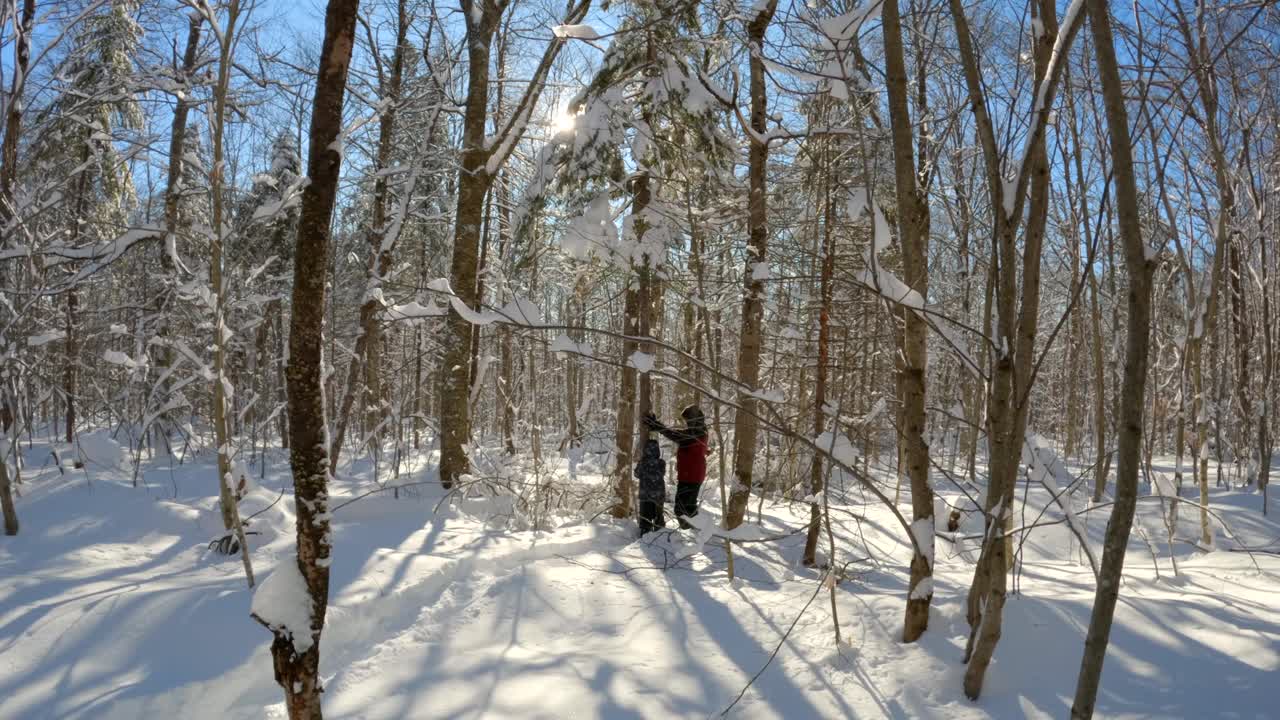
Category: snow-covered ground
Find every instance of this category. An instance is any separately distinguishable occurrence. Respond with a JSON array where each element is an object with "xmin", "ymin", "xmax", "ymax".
[{"xmin": 1, "ymin": 435, "xmax": 1278, "ymax": 719}]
